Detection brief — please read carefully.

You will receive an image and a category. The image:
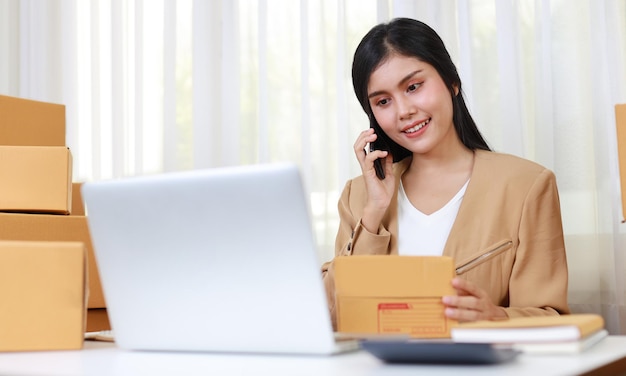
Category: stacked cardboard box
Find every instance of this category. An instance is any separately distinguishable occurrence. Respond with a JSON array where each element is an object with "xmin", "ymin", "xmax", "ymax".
[
  {"xmin": 0, "ymin": 95, "xmax": 109, "ymax": 351},
  {"xmin": 0, "ymin": 240, "xmax": 87, "ymax": 351}
]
